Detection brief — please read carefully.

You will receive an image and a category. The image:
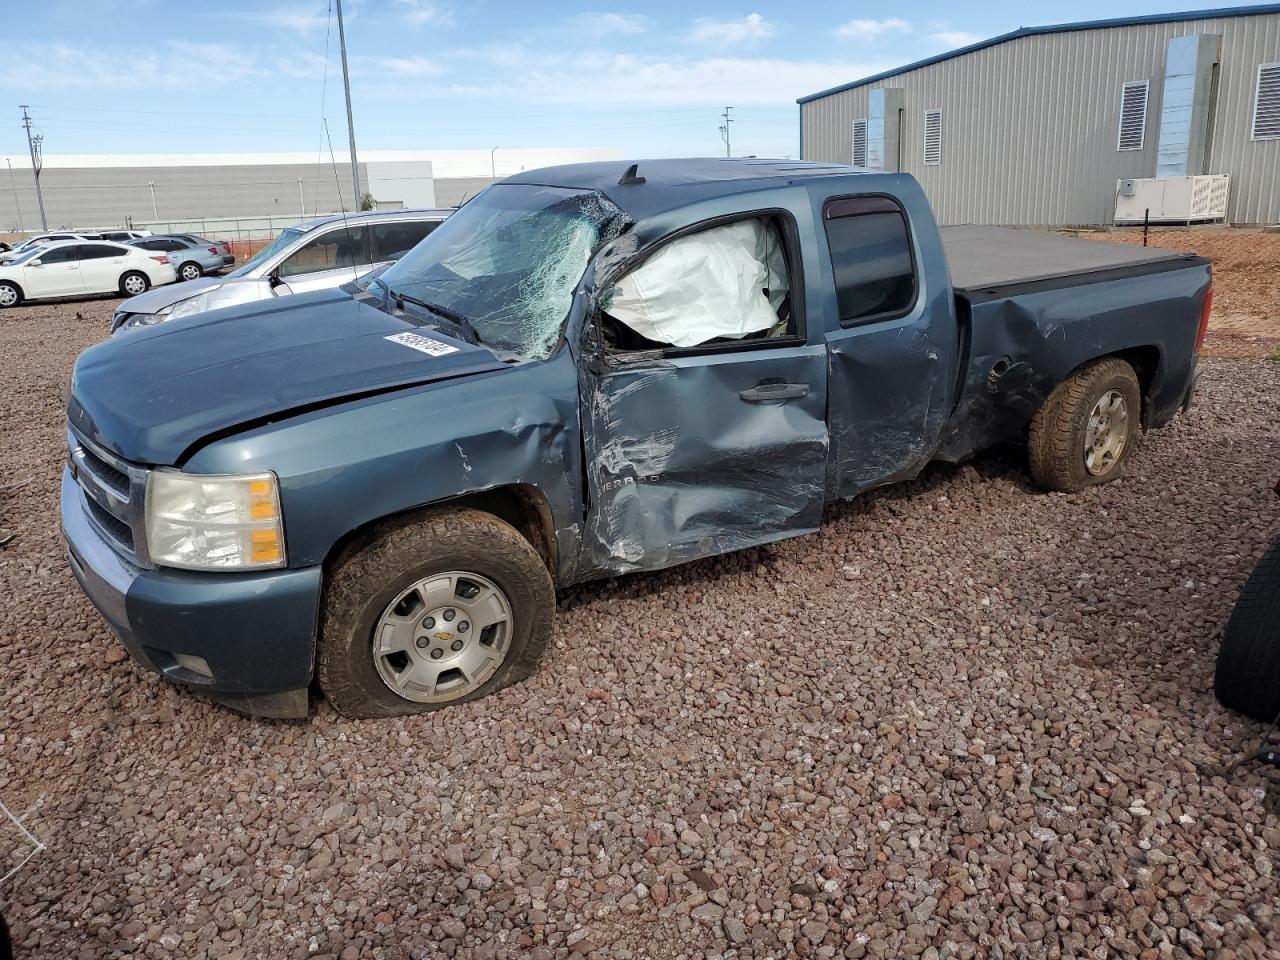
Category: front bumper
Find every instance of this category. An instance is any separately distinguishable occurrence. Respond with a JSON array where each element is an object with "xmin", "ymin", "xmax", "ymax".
[{"xmin": 61, "ymin": 468, "xmax": 321, "ymax": 717}]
